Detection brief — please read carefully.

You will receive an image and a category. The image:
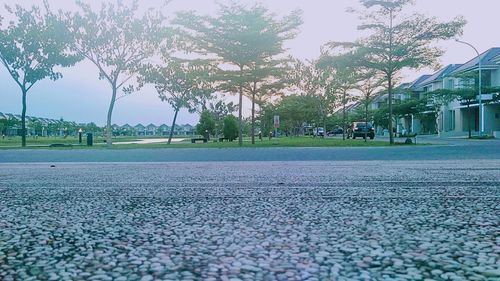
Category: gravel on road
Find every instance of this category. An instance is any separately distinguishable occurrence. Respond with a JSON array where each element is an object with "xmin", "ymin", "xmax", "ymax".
[{"xmin": 0, "ymin": 161, "xmax": 499, "ymax": 280}]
